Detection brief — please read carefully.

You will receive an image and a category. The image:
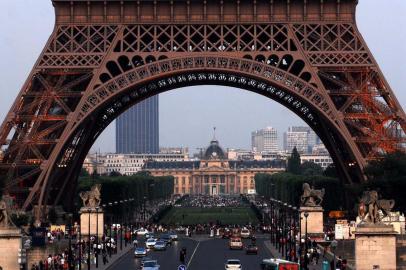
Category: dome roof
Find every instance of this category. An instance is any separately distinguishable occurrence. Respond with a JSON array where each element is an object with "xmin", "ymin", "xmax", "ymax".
[{"xmin": 204, "ymin": 139, "xmax": 226, "ymax": 159}]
